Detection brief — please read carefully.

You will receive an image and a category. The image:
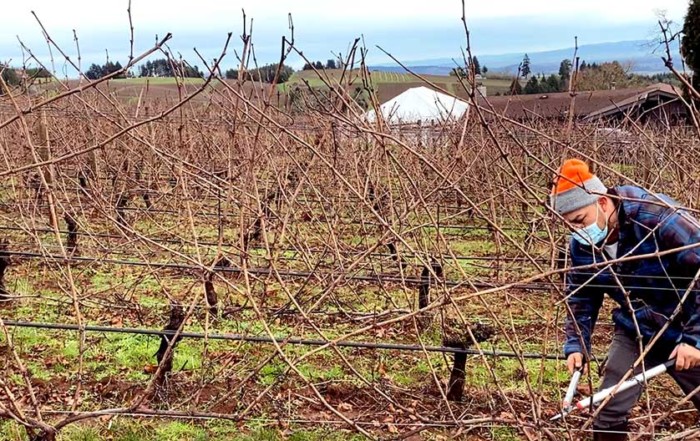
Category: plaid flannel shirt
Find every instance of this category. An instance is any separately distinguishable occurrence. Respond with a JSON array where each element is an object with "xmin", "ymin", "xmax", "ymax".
[{"xmin": 564, "ymin": 185, "xmax": 700, "ymax": 357}]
